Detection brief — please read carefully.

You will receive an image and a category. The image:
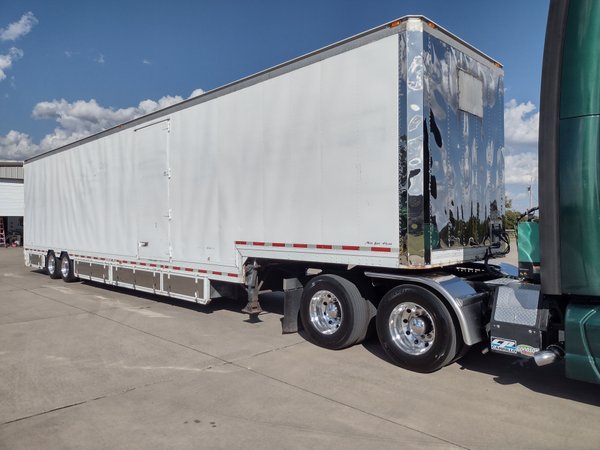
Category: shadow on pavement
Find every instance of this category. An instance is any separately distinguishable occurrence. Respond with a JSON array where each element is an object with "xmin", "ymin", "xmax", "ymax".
[
  {"xmin": 362, "ymin": 339, "xmax": 600, "ymax": 407},
  {"xmin": 79, "ymin": 279, "xmax": 285, "ymax": 316}
]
